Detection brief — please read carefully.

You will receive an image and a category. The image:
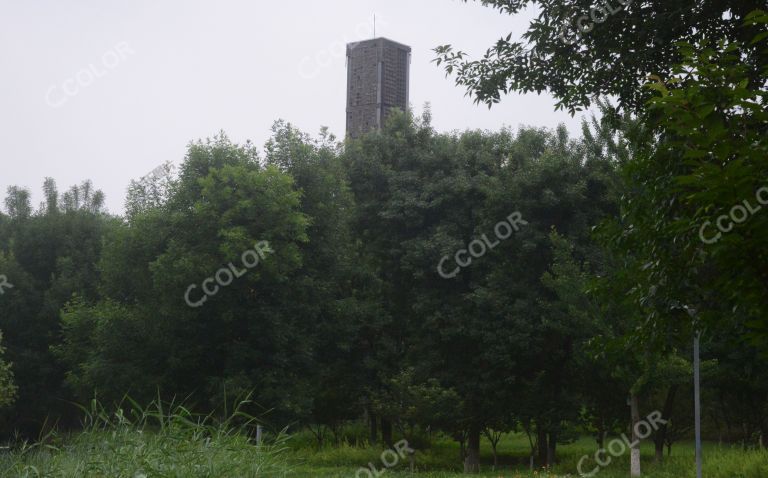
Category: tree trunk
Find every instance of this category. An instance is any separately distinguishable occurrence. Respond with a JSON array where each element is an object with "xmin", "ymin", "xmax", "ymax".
[
  {"xmin": 381, "ymin": 417, "xmax": 393, "ymax": 447},
  {"xmin": 743, "ymin": 422, "xmax": 750, "ymax": 449},
  {"xmin": 522, "ymin": 422, "xmax": 535, "ymax": 471},
  {"xmin": 537, "ymin": 428, "xmax": 548, "ymax": 467},
  {"xmin": 596, "ymin": 421, "xmax": 606, "ymax": 450},
  {"xmin": 547, "ymin": 431, "xmax": 557, "ymax": 467},
  {"xmin": 491, "ymin": 443, "xmax": 498, "ymax": 470},
  {"xmin": 654, "ymin": 438, "xmax": 664, "ymax": 463},
  {"xmin": 630, "ymin": 394, "xmax": 641, "ymax": 477},
  {"xmin": 464, "ymin": 425, "xmax": 481, "ymax": 473},
  {"xmin": 759, "ymin": 405, "xmax": 768, "ymax": 449},
  {"xmin": 654, "ymin": 385, "xmax": 678, "ymax": 464},
  {"xmin": 719, "ymin": 393, "xmax": 733, "ymax": 443},
  {"xmin": 368, "ymin": 409, "xmax": 378, "ymax": 445},
  {"xmin": 710, "ymin": 410, "xmax": 722, "ymax": 445}
]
